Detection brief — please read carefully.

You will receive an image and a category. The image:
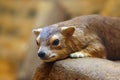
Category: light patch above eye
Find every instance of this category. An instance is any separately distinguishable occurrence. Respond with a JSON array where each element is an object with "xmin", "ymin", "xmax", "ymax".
[{"xmin": 49, "ymin": 35, "xmax": 59, "ymax": 45}]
